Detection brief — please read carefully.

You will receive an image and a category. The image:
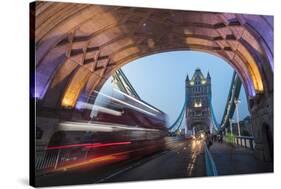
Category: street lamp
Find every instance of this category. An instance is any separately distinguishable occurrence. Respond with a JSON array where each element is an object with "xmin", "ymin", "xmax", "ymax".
[
  {"xmin": 234, "ymin": 98, "xmax": 241, "ymax": 137},
  {"xmin": 229, "ymin": 118, "xmax": 234, "ymax": 135}
]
